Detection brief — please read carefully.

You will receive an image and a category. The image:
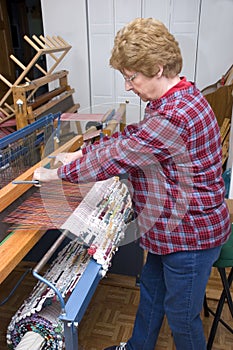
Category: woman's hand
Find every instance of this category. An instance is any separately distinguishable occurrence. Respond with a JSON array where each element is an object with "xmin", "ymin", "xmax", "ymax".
[
  {"xmin": 53, "ymin": 150, "xmax": 83, "ymax": 165},
  {"xmin": 33, "ymin": 167, "xmax": 59, "ymax": 185}
]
